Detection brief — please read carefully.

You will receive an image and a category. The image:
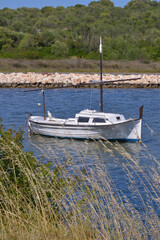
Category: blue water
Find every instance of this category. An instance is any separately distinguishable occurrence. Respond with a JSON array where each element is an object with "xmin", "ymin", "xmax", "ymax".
[
  {"xmin": 0, "ymin": 88, "xmax": 160, "ymax": 153},
  {"xmin": 1, "ymin": 88, "xmax": 160, "ymax": 219}
]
